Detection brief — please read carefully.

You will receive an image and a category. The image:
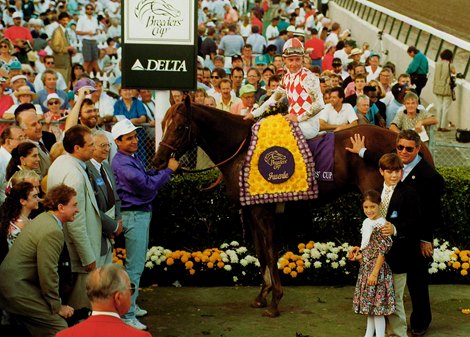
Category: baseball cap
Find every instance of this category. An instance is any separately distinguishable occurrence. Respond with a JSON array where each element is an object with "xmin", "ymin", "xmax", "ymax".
[
  {"xmin": 232, "ymin": 54, "xmax": 242, "ymax": 62},
  {"xmin": 9, "ymin": 60, "xmax": 22, "ymax": 70},
  {"xmin": 11, "ymin": 75, "xmax": 28, "ymax": 83},
  {"xmin": 12, "ymin": 12, "xmax": 22, "ymax": 19},
  {"xmin": 254, "ymin": 55, "xmax": 267, "ymax": 65},
  {"xmin": 111, "ymin": 119, "xmax": 141, "ymax": 140},
  {"xmin": 73, "ymin": 78, "xmax": 96, "ymax": 94},
  {"xmin": 239, "ymin": 84, "xmax": 256, "ymax": 97}
]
